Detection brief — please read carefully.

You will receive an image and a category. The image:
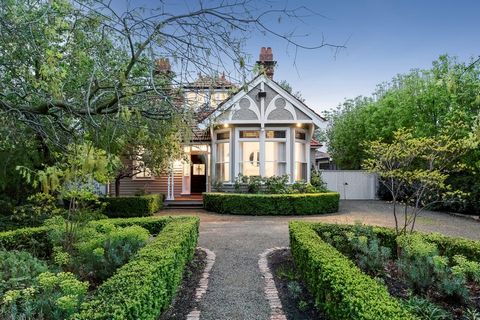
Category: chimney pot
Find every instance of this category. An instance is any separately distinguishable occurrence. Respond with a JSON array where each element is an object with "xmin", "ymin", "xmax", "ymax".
[{"xmin": 256, "ymin": 47, "xmax": 277, "ymax": 79}]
